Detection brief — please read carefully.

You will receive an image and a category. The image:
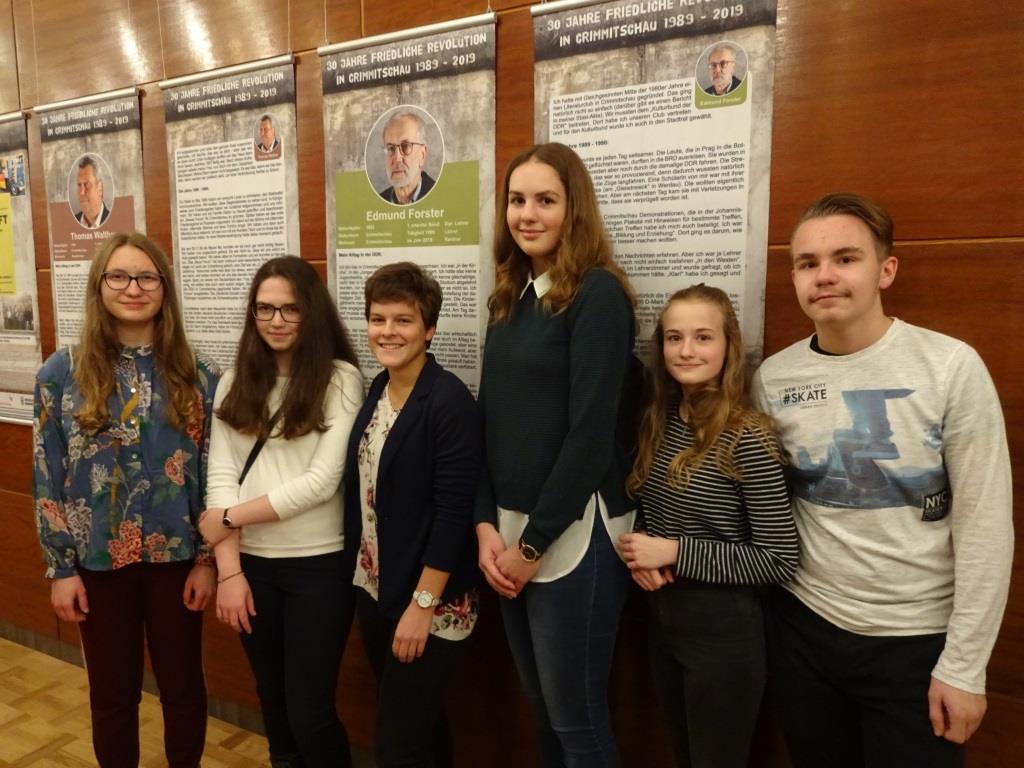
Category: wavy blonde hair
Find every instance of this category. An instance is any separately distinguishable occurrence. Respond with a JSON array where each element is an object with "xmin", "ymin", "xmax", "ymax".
[
  {"xmin": 74, "ymin": 232, "xmax": 200, "ymax": 432},
  {"xmin": 628, "ymin": 285, "xmax": 781, "ymax": 493},
  {"xmin": 489, "ymin": 143, "xmax": 634, "ymax": 324}
]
